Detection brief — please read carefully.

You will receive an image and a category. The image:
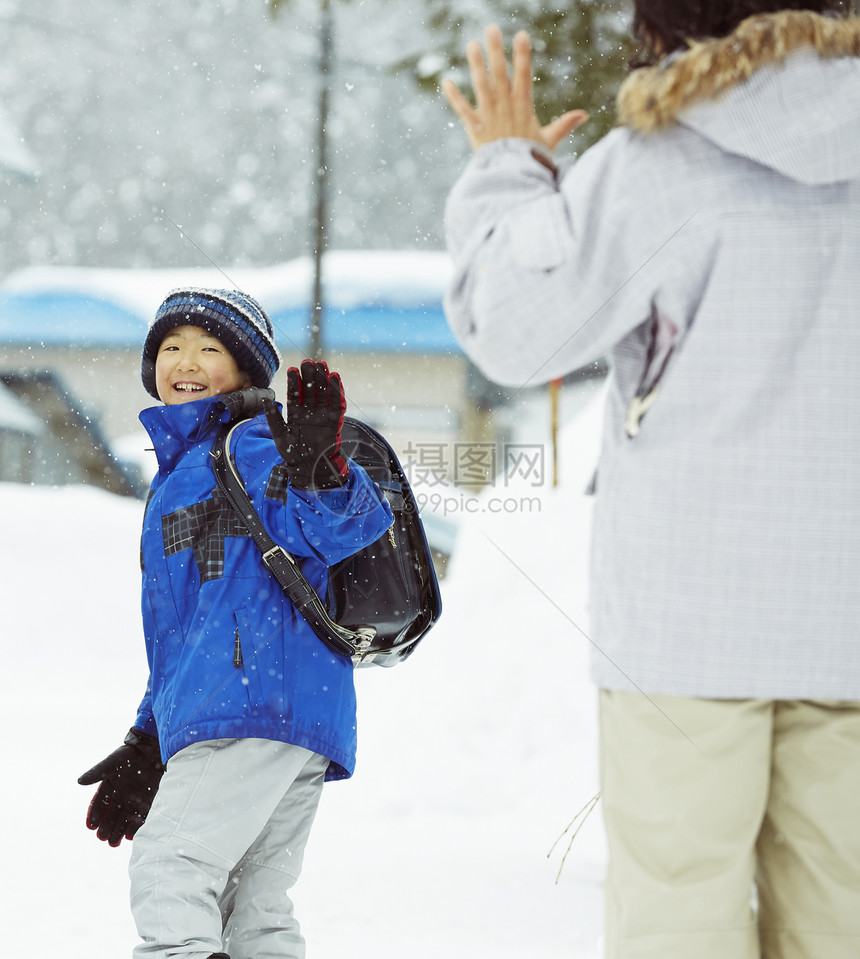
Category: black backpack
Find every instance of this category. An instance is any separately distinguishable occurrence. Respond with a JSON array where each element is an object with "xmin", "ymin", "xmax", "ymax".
[{"xmin": 211, "ymin": 390, "xmax": 442, "ymax": 667}]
